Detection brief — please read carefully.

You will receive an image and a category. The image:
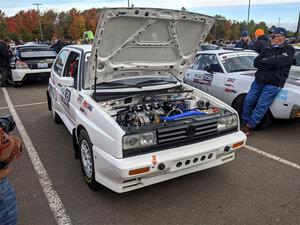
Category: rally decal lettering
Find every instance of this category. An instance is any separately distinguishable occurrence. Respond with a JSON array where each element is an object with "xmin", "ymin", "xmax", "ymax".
[
  {"xmin": 276, "ymin": 89, "xmax": 288, "ymax": 101},
  {"xmin": 82, "ymin": 100, "xmax": 93, "ymax": 112}
]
